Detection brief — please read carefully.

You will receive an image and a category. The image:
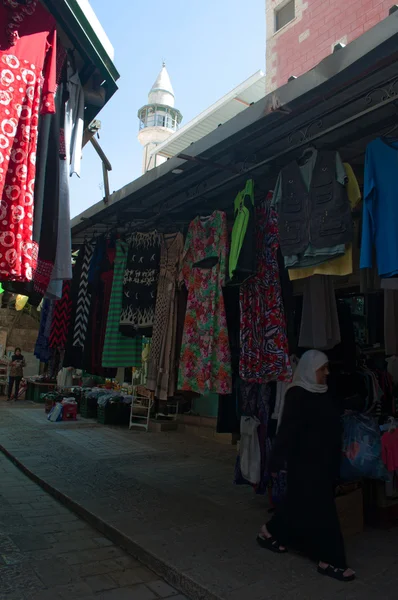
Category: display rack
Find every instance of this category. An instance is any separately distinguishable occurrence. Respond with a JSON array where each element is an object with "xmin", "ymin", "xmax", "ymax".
[{"xmin": 129, "ymin": 385, "xmax": 154, "ymax": 432}]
